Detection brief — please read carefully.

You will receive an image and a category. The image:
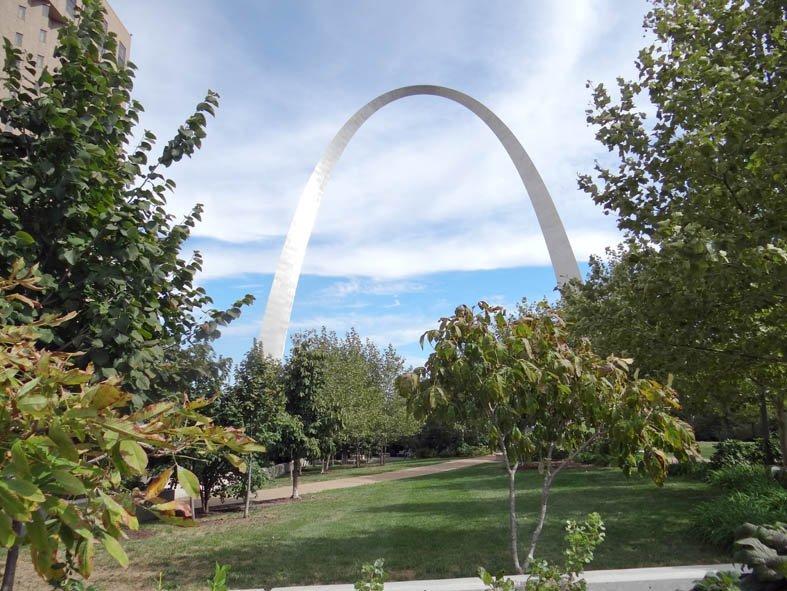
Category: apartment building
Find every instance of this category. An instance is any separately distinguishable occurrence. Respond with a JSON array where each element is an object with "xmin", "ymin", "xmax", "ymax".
[{"xmin": 1, "ymin": 0, "xmax": 130, "ymax": 75}]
